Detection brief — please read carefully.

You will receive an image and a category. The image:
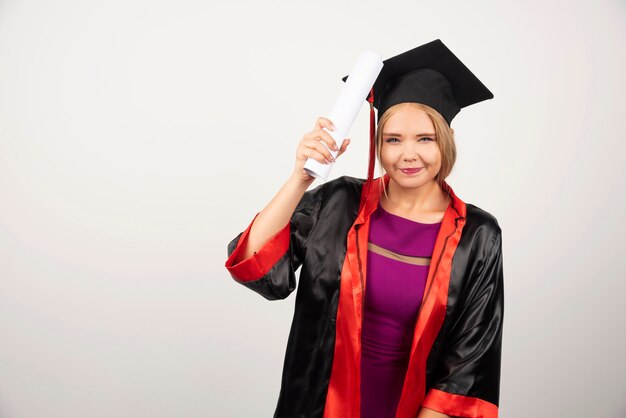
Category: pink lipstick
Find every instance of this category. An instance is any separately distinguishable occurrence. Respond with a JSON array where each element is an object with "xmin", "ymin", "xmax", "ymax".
[{"xmin": 400, "ymin": 167, "xmax": 423, "ymax": 175}]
